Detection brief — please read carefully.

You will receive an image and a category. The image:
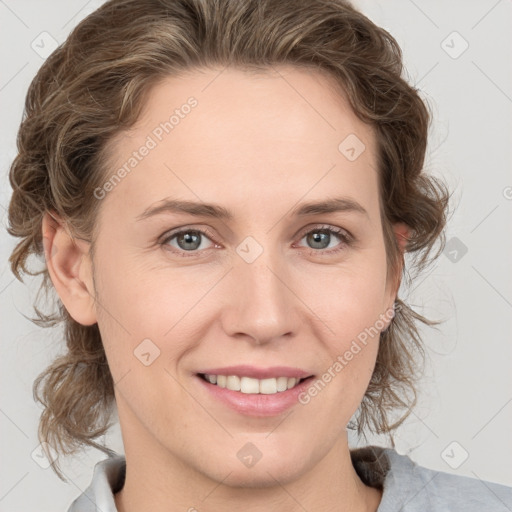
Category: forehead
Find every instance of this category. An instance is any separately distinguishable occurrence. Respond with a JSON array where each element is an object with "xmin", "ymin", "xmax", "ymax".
[{"xmin": 100, "ymin": 66, "xmax": 380, "ymax": 224}]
